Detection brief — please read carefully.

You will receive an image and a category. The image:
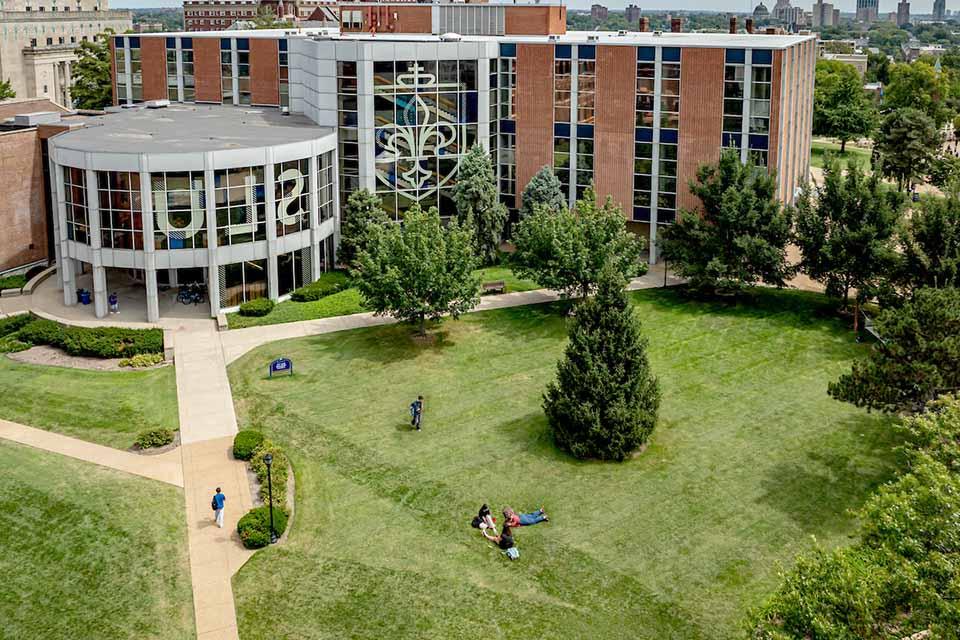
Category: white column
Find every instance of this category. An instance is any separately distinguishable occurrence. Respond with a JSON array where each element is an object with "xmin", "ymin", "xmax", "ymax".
[
  {"xmin": 478, "ymin": 57, "xmax": 490, "ymax": 151},
  {"xmin": 175, "ymin": 38, "xmax": 185, "ymax": 102},
  {"xmin": 264, "ymin": 151, "xmax": 279, "ymax": 300},
  {"xmin": 140, "ymin": 168, "xmax": 159, "ymax": 322},
  {"xmin": 230, "ymin": 38, "xmax": 239, "ymax": 104},
  {"xmin": 204, "ymin": 156, "xmax": 220, "ymax": 317},
  {"xmin": 740, "ymin": 50, "xmax": 753, "ymax": 165},
  {"xmin": 85, "ymin": 166, "xmax": 107, "ymax": 318},
  {"xmin": 331, "ymin": 145, "xmax": 341, "ymax": 266},
  {"xmin": 308, "ymin": 152, "xmax": 322, "ymax": 281},
  {"xmin": 357, "ymin": 58, "xmax": 376, "ymax": 191},
  {"xmin": 649, "ymin": 47, "xmax": 663, "ymax": 265},
  {"xmin": 52, "ymin": 161, "xmax": 75, "ymax": 303}
]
